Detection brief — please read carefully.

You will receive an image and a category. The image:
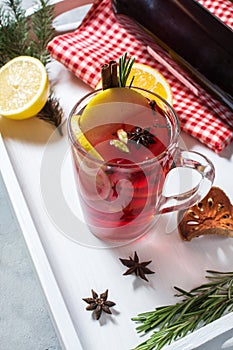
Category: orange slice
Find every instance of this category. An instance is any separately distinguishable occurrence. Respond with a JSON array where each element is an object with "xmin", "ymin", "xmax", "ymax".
[{"xmin": 95, "ymin": 62, "xmax": 173, "ymax": 105}]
